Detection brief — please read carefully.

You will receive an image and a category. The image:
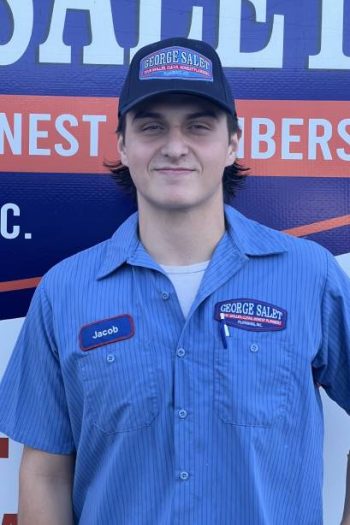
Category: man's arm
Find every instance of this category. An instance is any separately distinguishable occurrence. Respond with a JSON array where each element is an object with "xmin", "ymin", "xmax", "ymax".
[
  {"xmin": 18, "ymin": 446, "xmax": 75, "ymax": 525},
  {"xmin": 341, "ymin": 452, "xmax": 350, "ymax": 525}
]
